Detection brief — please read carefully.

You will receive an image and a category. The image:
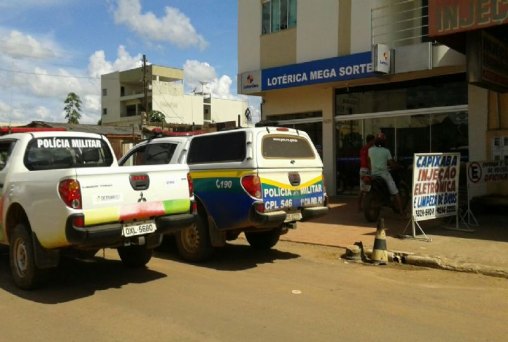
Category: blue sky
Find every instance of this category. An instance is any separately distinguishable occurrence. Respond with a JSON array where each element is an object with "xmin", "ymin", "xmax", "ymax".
[{"xmin": 0, "ymin": 0, "xmax": 260, "ymax": 124}]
